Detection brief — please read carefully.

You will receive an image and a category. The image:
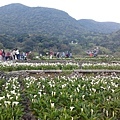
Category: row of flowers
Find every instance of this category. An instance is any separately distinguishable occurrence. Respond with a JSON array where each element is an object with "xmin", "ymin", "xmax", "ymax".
[
  {"xmin": 0, "ymin": 61, "xmax": 120, "ymax": 71},
  {"xmin": 1, "ymin": 74, "xmax": 119, "ymax": 119},
  {"xmin": 0, "ymin": 62, "xmax": 79, "ymax": 71},
  {"xmin": 82, "ymin": 63, "xmax": 120, "ymax": 70}
]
